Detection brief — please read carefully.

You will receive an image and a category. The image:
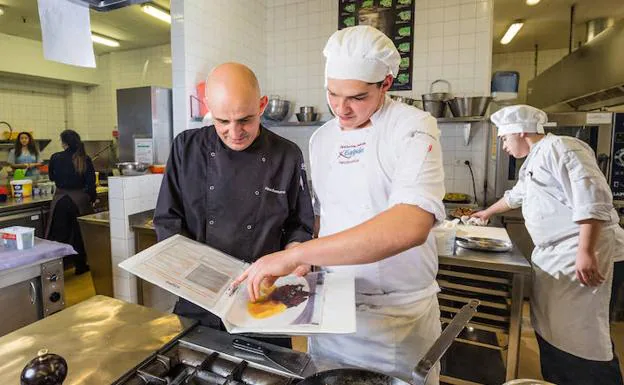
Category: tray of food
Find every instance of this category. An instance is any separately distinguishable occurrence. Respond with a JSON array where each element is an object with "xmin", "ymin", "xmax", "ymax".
[
  {"xmin": 449, "ymin": 206, "xmax": 476, "ymax": 218},
  {"xmin": 444, "ymin": 192, "xmax": 471, "ymax": 203},
  {"xmin": 455, "ymin": 236, "xmax": 512, "ymax": 252}
]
